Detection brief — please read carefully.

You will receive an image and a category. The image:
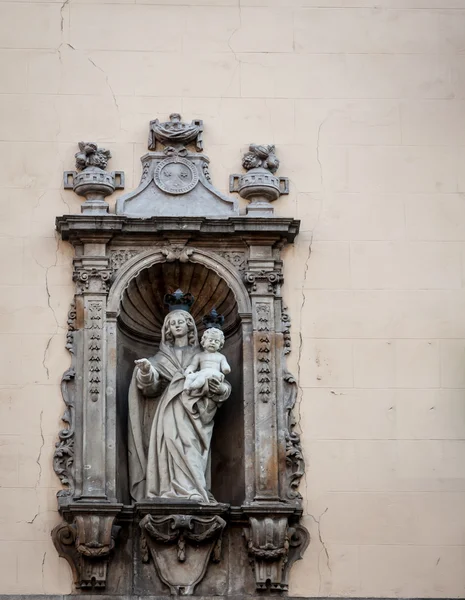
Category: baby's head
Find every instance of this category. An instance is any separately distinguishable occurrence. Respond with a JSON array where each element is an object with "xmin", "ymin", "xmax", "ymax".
[{"xmin": 201, "ymin": 327, "xmax": 224, "ymax": 352}]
